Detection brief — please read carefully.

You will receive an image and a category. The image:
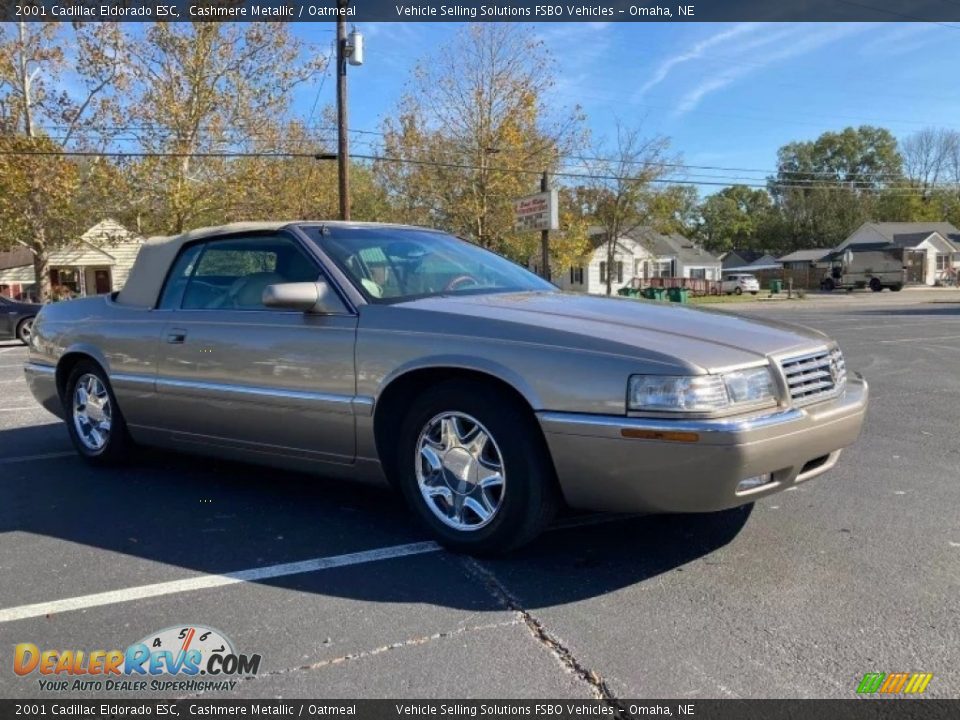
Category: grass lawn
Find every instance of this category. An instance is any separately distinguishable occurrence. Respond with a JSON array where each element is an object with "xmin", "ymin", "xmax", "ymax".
[{"xmin": 689, "ymin": 293, "xmax": 805, "ymax": 305}]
